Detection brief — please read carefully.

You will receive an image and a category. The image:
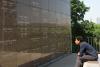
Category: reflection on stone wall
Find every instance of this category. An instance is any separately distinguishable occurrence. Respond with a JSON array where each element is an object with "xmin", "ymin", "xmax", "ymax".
[{"xmin": 0, "ymin": 0, "xmax": 71, "ymax": 67}]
